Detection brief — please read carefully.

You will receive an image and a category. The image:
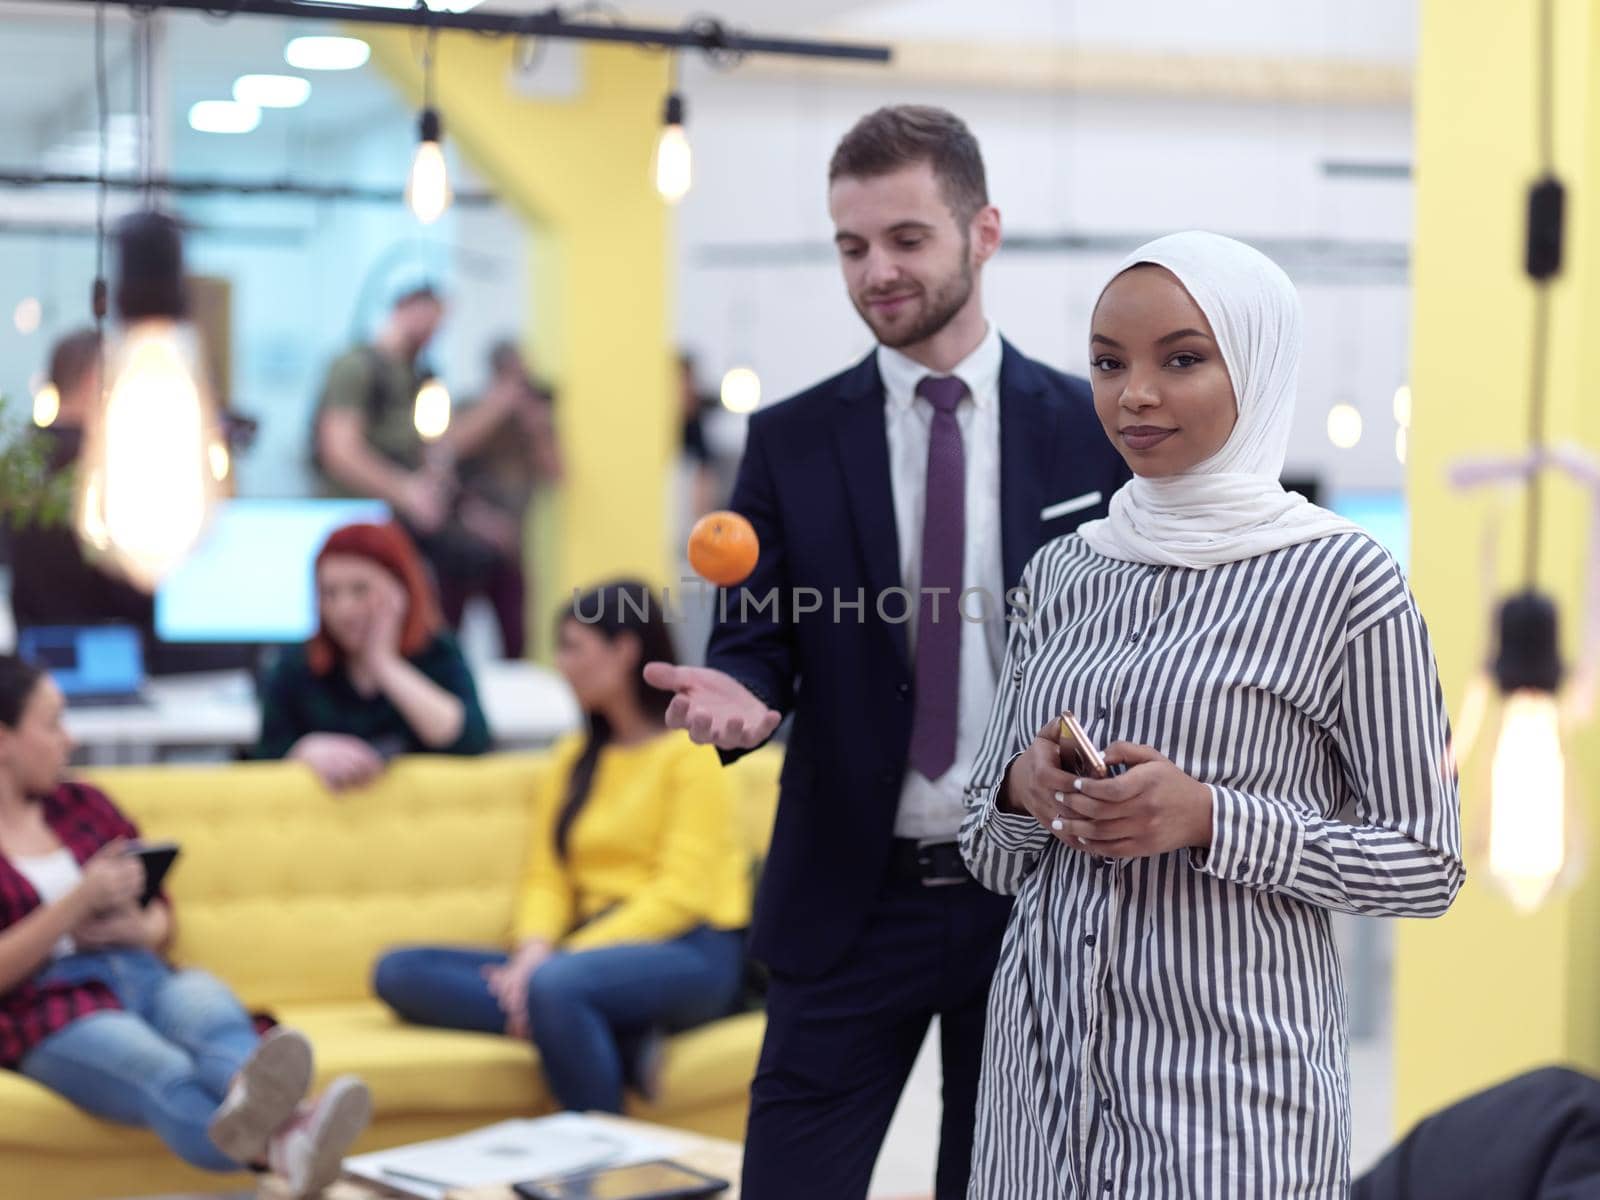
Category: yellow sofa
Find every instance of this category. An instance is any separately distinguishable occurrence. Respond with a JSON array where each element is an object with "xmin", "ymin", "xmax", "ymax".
[{"xmin": 0, "ymin": 749, "xmax": 780, "ymax": 1200}]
